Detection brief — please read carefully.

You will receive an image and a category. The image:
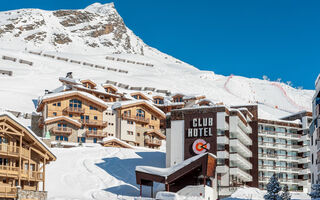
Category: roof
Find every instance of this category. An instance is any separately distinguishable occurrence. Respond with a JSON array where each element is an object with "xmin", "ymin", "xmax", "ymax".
[
  {"xmin": 44, "ymin": 116, "xmax": 82, "ymax": 128},
  {"xmin": 130, "ymin": 92, "xmax": 151, "ymax": 100},
  {"xmin": 73, "ymin": 85, "xmax": 120, "ymax": 98},
  {"xmin": 102, "ymin": 84, "xmax": 118, "ymax": 92},
  {"xmin": 146, "ymin": 130, "xmax": 166, "ymax": 139},
  {"xmin": 136, "ymin": 153, "xmax": 216, "ymax": 186},
  {"xmin": 112, "ymin": 100, "xmax": 166, "ymax": 119},
  {"xmin": 59, "ymin": 77, "xmax": 81, "ymax": 85},
  {"xmin": 37, "ymin": 91, "xmax": 108, "ymax": 112},
  {"xmin": 101, "ymin": 137, "xmax": 134, "ymax": 149},
  {"xmin": 81, "ymin": 79, "xmax": 97, "ymax": 87},
  {"xmin": 136, "ymin": 153, "xmax": 216, "ymax": 178},
  {"xmin": 0, "ymin": 111, "xmax": 56, "ymax": 161}
]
